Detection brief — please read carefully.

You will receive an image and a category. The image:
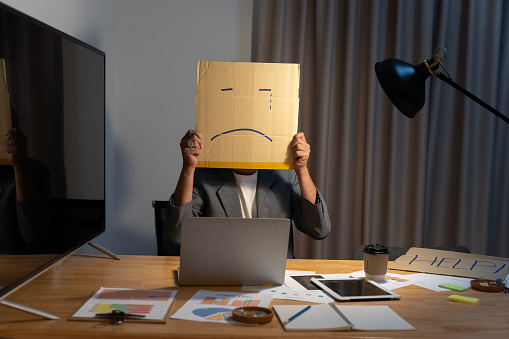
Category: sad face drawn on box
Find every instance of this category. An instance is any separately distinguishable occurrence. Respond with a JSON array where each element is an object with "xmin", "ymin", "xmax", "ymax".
[
  {"xmin": 210, "ymin": 87, "xmax": 273, "ymax": 142},
  {"xmin": 195, "ymin": 61, "xmax": 300, "ymax": 170}
]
